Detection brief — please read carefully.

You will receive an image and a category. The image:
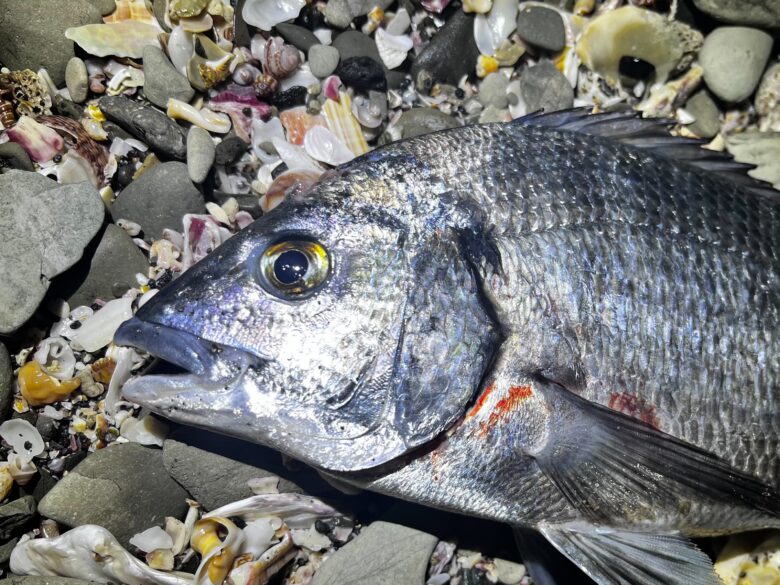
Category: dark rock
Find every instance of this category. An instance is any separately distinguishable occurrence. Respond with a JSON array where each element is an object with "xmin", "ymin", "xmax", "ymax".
[
  {"xmin": 29, "ymin": 468, "xmax": 57, "ymax": 503},
  {"xmin": 336, "ymin": 57, "xmax": 387, "ymax": 91},
  {"xmin": 142, "ymin": 46, "xmax": 195, "ymax": 109},
  {"xmin": 516, "ymin": 5, "xmax": 566, "ymax": 52},
  {"xmin": 100, "ymin": 96, "xmax": 187, "ymax": 160},
  {"xmin": 37, "ymin": 443, "xmax": 189, "ymax": 548},
  {"xmin": 0, "ymin": 0, "xmax": 103, "ymax": 86},
  {"xmin": 0, "ymin": 496, "xmax": 36, "ymax": 540},
  {"xmin": 110, "ymin": 162, "xmax": 206, "ymax": 239},
  {"xmin": 0, "ymin": 536, "xmax": 18, "ymax": 565},
  {"xmin": 0, "ymin": 143, "xmax": 34, "ymax": 173},
  {"xmin": 692, "ymin": 0, "xmax": 780, "ymax": 27},
  {"xmin": 296, "ymin": 3, "xmax": 327, "ymax": 30},
  {"xmin": 395, "ymin": 107, "xmax": 461, "ymax": 139},
  {"xmin": 113, "ymin": 162, "xmax": 136, "ymax": 190},
  {"xmin": 103, "ymin": 121, "xmax": 133, "ymax": 142},
  {"xmin": 276, "ymin": 23, "xmax": 320, "ymax": 52},
  {"xmin": 35, "ymin": 416, "xmax": 59, "ymax": 443},
  {"xmin": 411, "ymin": 11, "xmax": 480, "ymax": 87},
  {"xmin": 234, "ymin": 0, "xmax": 251, "ymax": 46},
  {"xmin": 332, "ymin": 31, "xmax": 384, "ymax": 69},
  {"xmin": 685, "ymin": 90, "xmax": 721, "ymax": 138},
  {"xmin": 215, "ymin": 134, "xmax": 248, "ymax": 167},
  {"xmin": 520, "ymin": 60, "xmax": 574, "ymax": 113},
  {"xmin": 0, "ymin": 343, "xmax": 11, "ymax": 420},
  {"xmin": 51, "ymin": 96, "xmax": 84, "ymax": 121},
  {"xmin": 271, "ymin": 86, "xmax": 309, "ymax": 110}
]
